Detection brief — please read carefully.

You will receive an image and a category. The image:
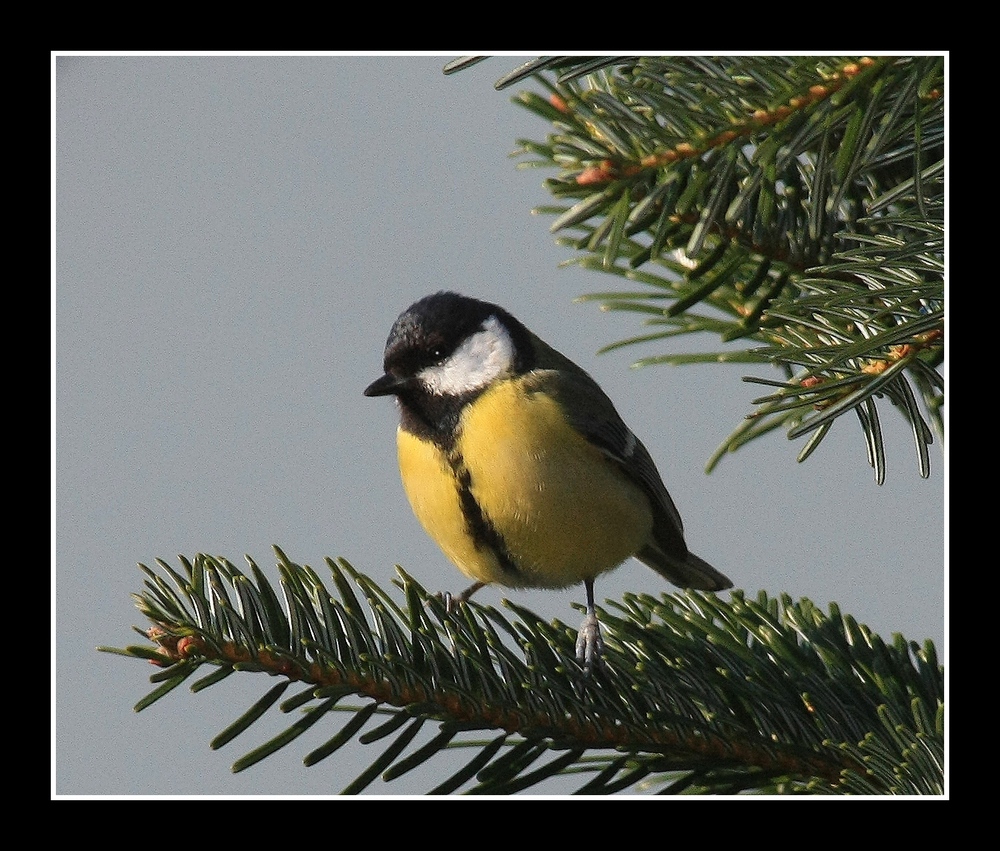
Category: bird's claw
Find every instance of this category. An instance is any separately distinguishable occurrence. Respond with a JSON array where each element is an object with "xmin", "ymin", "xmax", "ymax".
[
  {"xmin": 433, "ymin": 581, "xmax": 485, "ymax": 615},
  {"xmin": 575, "ymin": 611, "xmax": 605, "ymax": 677},
  {"xmin": 430, "ymin": 590, "xmax": 458, "ymax": 613}
]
